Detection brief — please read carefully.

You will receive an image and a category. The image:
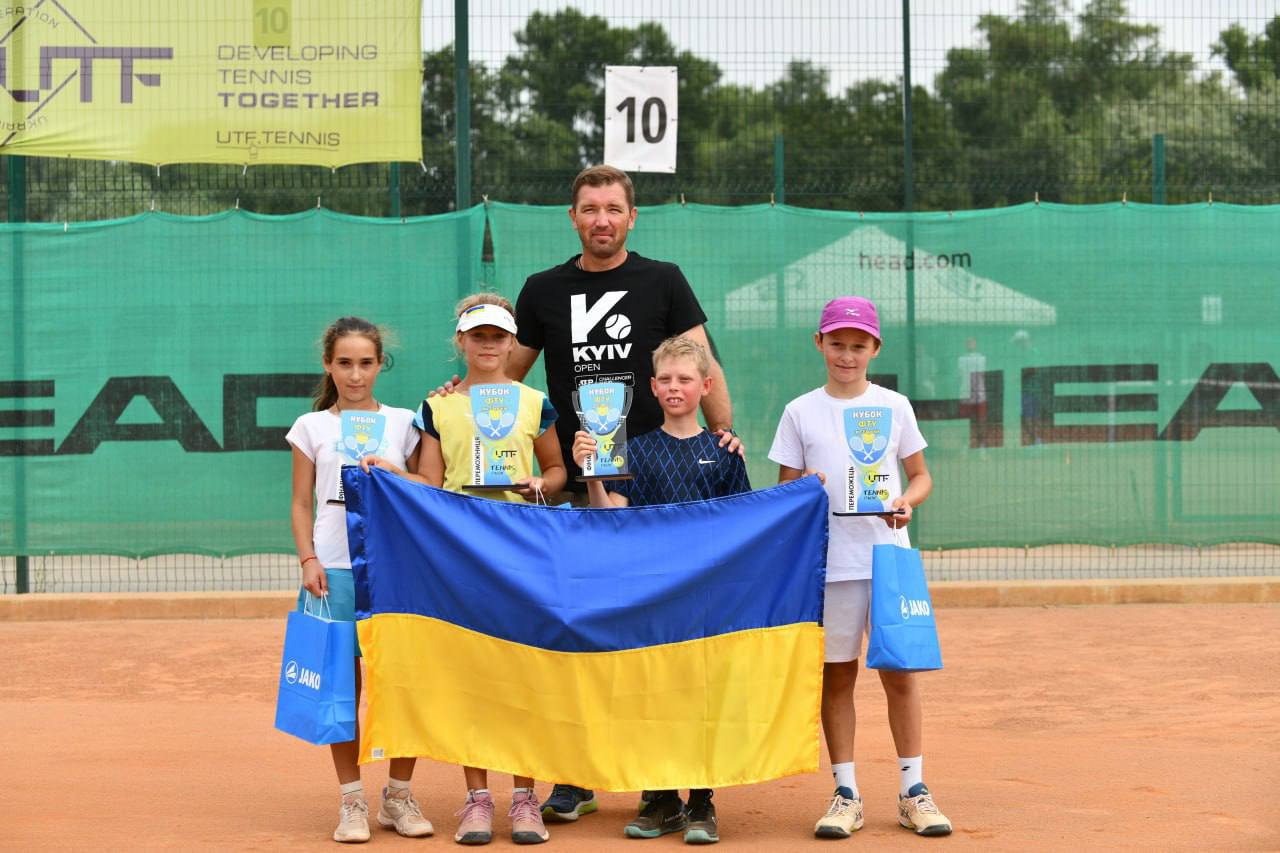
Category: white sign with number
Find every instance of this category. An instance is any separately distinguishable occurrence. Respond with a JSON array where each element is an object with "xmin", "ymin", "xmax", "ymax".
[{"xmin": 604, "ymin": 66, "xmax": 678, "ymax": 173}]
